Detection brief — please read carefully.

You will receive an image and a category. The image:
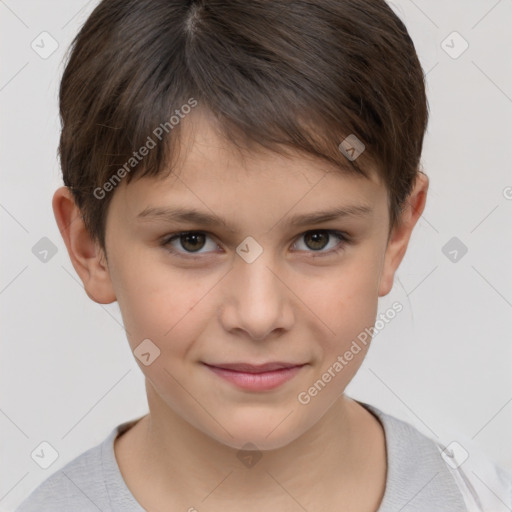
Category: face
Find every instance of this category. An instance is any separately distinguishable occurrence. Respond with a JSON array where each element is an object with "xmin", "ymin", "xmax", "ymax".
[{"xmin": 98, "ymin": 112, "xmax": 396, "ymax": 450}]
